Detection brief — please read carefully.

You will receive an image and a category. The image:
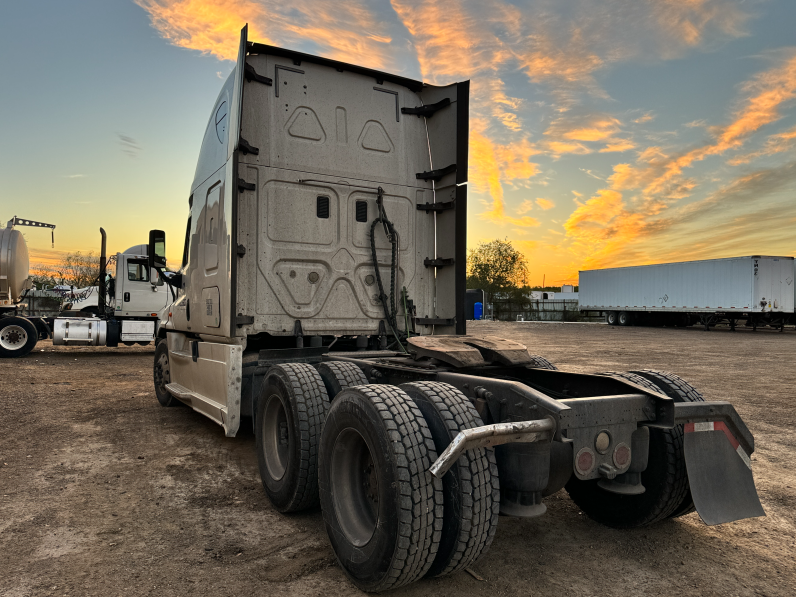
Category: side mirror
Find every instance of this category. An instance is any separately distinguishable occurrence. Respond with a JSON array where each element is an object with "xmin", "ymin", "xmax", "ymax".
[{"xmin": 148, "ymin": 230, "xmax": 166, "ymax": 270}]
